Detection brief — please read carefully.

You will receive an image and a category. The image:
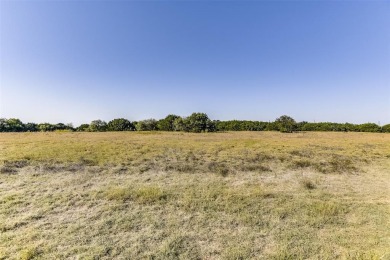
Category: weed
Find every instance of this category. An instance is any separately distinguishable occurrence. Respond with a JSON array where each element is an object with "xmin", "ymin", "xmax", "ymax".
[
  {"xmin": 289, "ymin": 149, "xmax": 313, "ymax": 158},
  {"xmin": 290, "ymin": 160, "xmax": 312, "ymax": 169},
  {"xmin": 315, "ymin": 155, "xmax": 357, "ymax": 174},
  {"xmin": 104, "ymin": 185, "xmax": 168, "ymax": 204},
  {"xmin": 19, "ymin": 246, "xmax": 40, "ymax": 260},
  {"xmin": 300, "ymin": 178, "xmax": 316, "ymax": 190},
  {"xmin": 307, "ymin": 201, "xmax": 345, "ymax": 218},
  {"xmin": 156, "ymin": 235, "xmax": 200, "ymax": 260},
  {"xmin": 238, "ymin": 163, "xmax": 271, "ymax": 172},
  {"xmin": 207, "ymin": 161, "xmax": 230, "ymax": 176},
  {"xmin": 165, "ymin": 162, "xmax": 197, "ymax": 173},
  {"xmin": 223, "ymin": 245, "xmax": 252, "ymax": 260},
  {"xmin": 0, "ymin": 160, "xmax": 29, "ymax": 174},
  {"xmin": 0, "ymin": 165, "xmax": 17, "ymax": 174},
  {"xmin": 345, "ymin": 251, "xmax": 381, "ymax": 260}
]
